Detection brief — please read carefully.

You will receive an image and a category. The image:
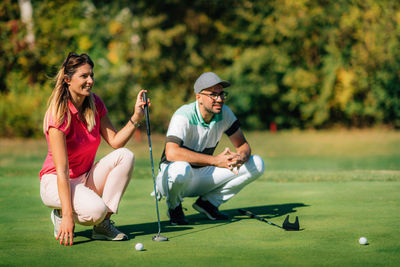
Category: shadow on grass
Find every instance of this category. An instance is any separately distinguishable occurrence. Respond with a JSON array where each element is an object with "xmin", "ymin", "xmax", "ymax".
[
  {"xmin": 233, "ymin": 203, "xmax": 309, "ymax": 219},
  {"xmin": 169, "ymin": 202, "xmax": 309, "ymax": 238},
  {"xmin": 74, "ymin": 203, "xmax": 308, "ymax": 244}
]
